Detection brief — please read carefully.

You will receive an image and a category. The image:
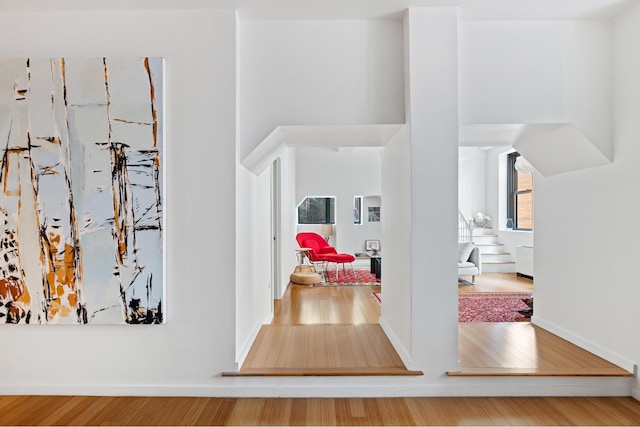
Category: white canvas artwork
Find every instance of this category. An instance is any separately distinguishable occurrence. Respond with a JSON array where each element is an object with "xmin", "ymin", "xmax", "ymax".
[{"xmin": 0, "ymin": 57, "xmax": 164, "ymax": 325}]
